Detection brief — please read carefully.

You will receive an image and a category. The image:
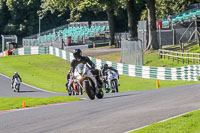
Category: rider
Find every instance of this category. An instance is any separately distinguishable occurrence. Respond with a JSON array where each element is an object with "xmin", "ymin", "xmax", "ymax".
[
  {"xmin": 101, "ymin": 63, "xmax": 119, "ymax": 78},
  {"xmin": 66, "ymin": 49, "xmax": 102, "ymax": 91},
  {"xmin": 11, "ymin": 72, "xmax": 22, "ymax": 88}
]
